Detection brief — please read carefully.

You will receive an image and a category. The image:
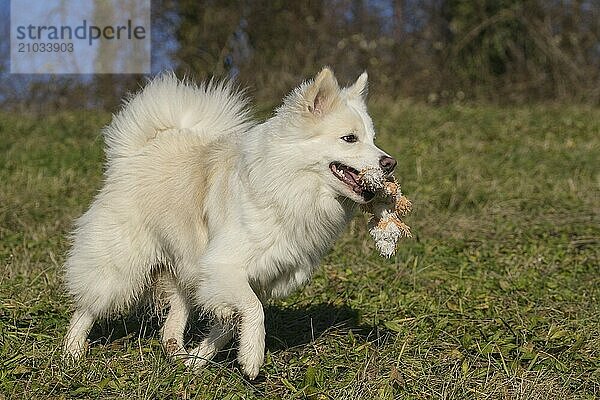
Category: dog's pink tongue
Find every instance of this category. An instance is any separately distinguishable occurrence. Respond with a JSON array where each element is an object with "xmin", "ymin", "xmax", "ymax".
[
  {"xmin": 346, "ymin": 169, "xmax": 359, "ymax": 184},
  {"xmin": 345, "ymin": 170, "xmax": 362, "ymax": 193}
]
